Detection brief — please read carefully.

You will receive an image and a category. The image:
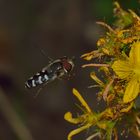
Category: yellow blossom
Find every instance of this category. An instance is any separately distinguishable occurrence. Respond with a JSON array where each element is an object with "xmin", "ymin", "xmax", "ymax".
[
  {"xmin": 112, "ymin": 42, "xmax": 140, "ymax": 103},
  {"xmin": 64, "ymin": 88, "xmax": 97, "ymax": 140}
]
